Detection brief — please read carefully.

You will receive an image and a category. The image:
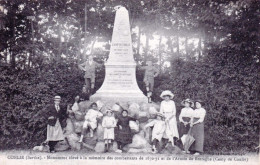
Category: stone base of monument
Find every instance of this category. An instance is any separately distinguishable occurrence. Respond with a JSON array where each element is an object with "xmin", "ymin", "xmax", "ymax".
[
  {"xmin": 90, "ymin": 91, "xmax": 148, "ymax": 104},
  {"xmin": 90, "ymin": 62, "xmax": 148, "ymax": 104}
]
